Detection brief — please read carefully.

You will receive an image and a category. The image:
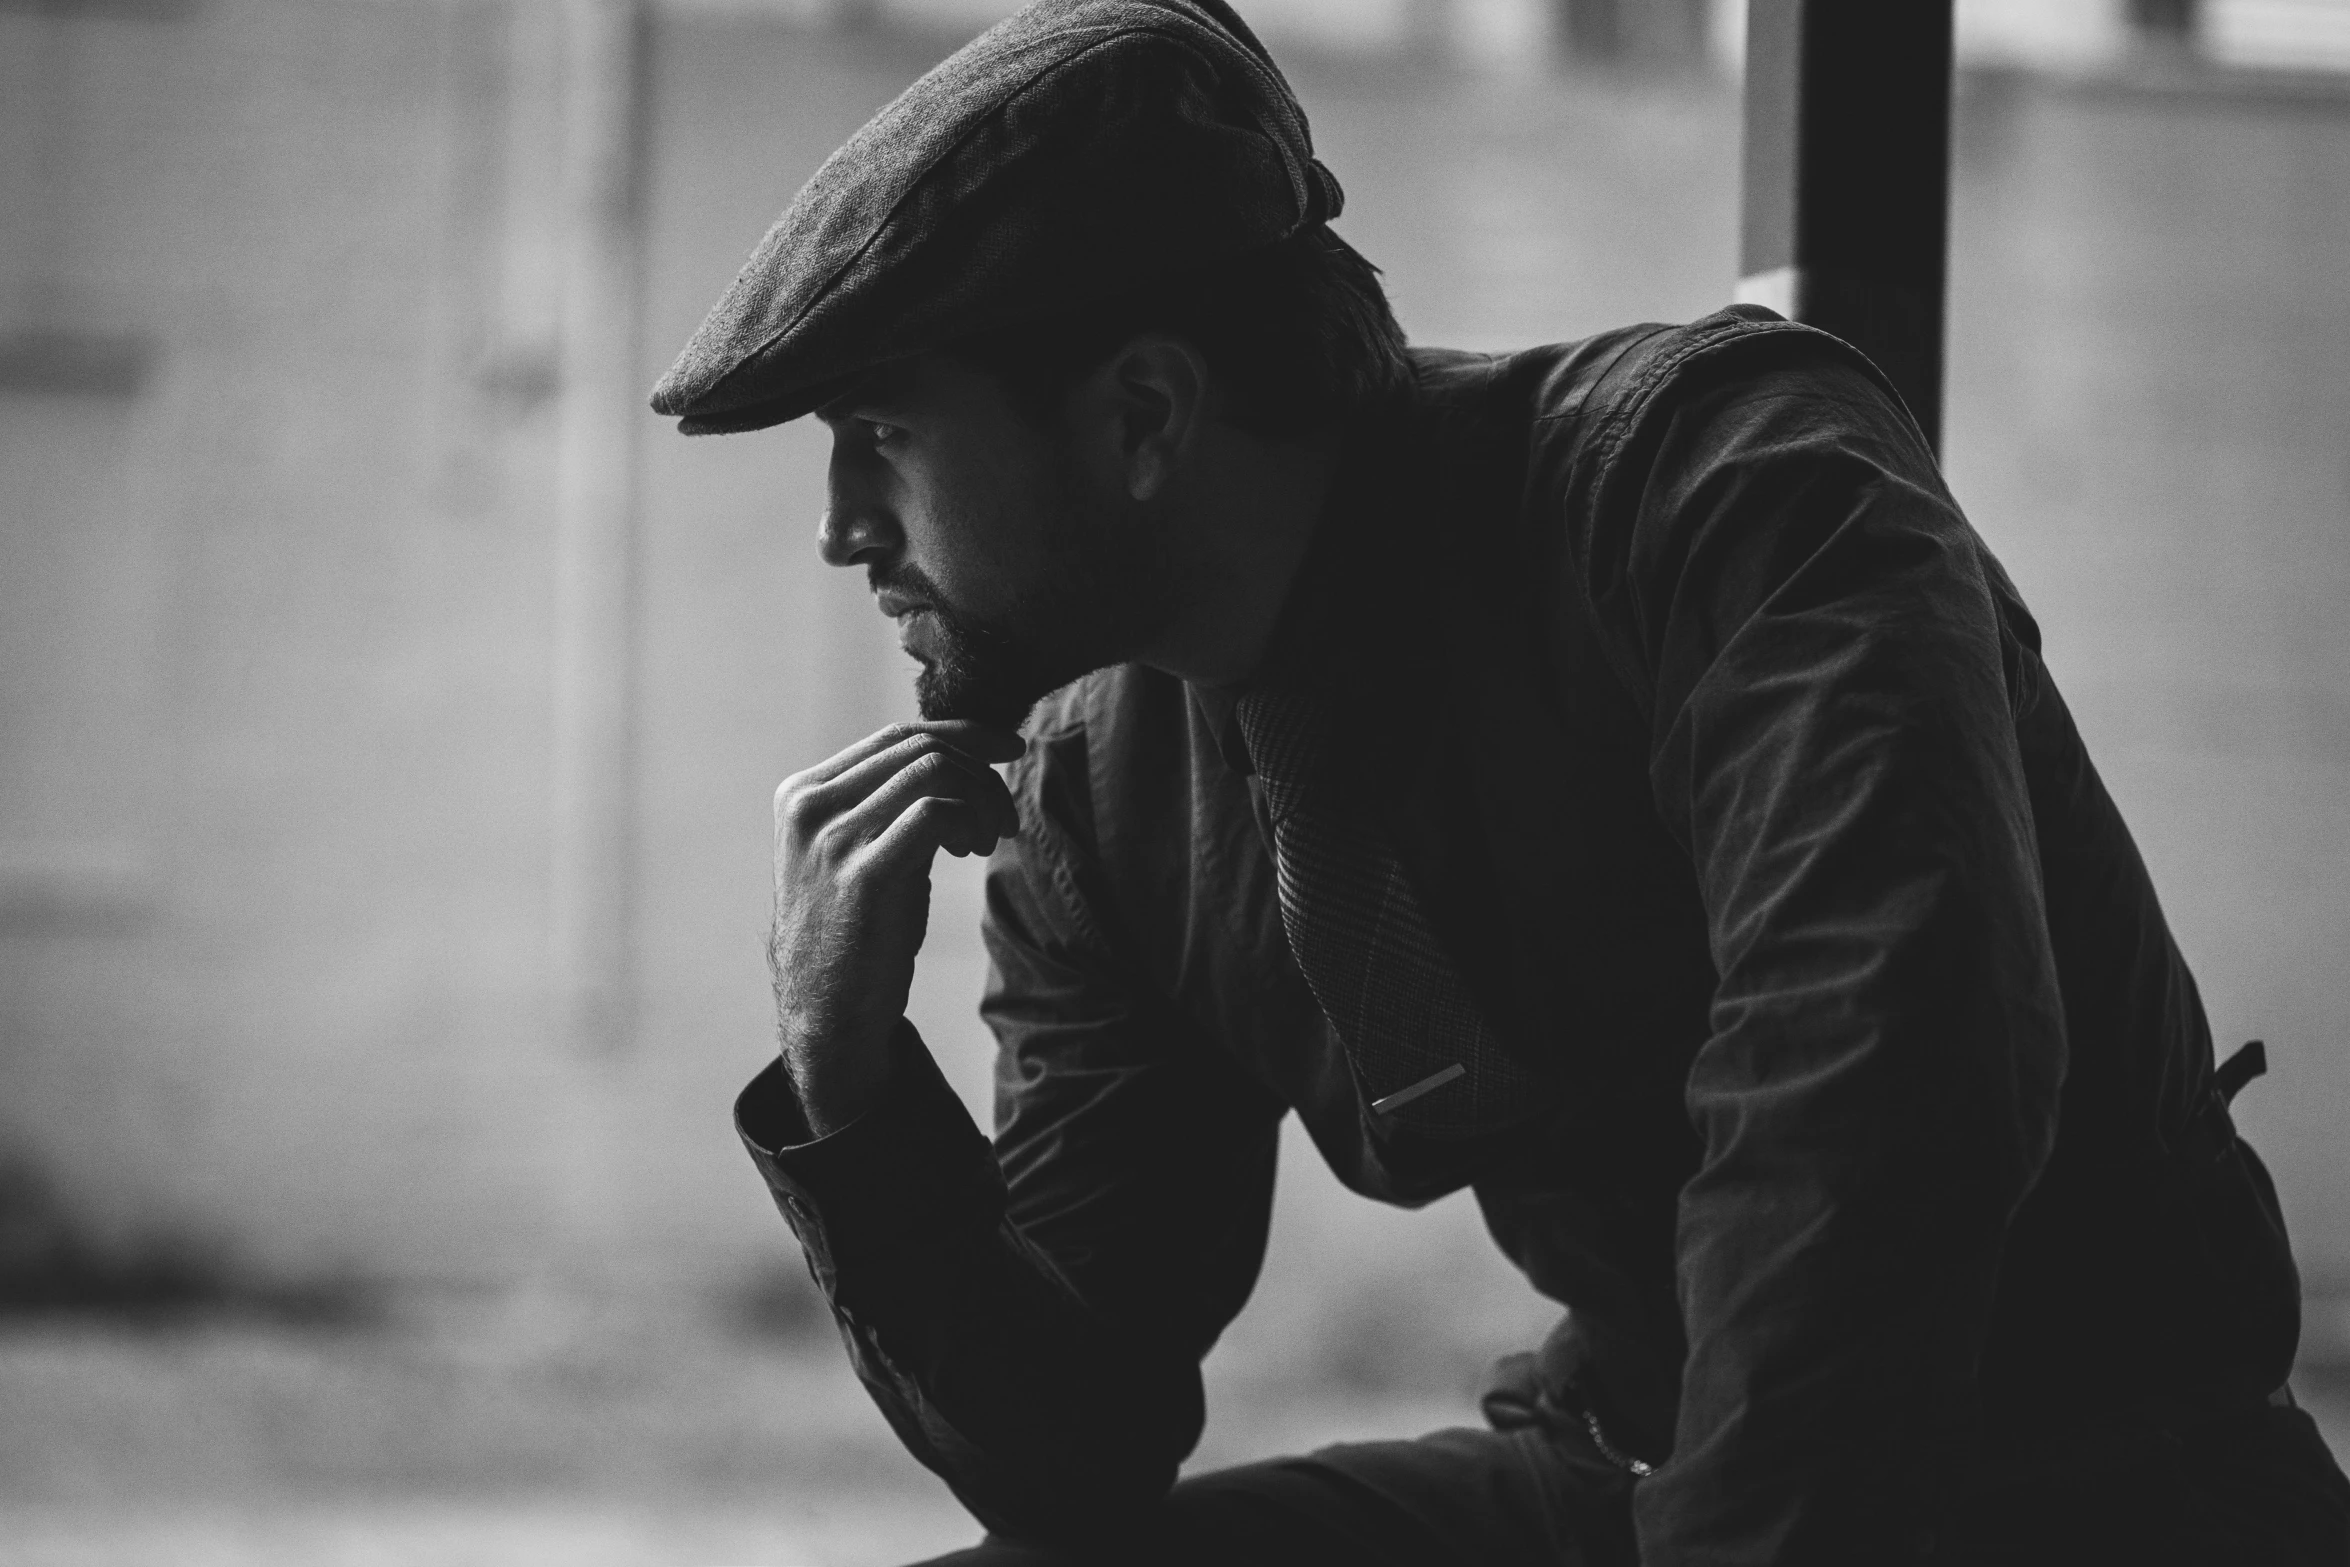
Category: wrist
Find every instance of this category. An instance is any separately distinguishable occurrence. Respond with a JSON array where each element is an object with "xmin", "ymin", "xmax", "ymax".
[{"xmin": 777, "ymin": 1014, "xmax": 898, "ymax": 1138}]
